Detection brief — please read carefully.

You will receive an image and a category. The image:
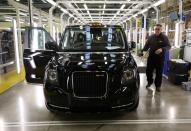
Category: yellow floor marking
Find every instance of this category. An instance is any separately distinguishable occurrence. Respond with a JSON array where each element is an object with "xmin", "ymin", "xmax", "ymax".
[{"xmin": 0, "ymin": 66, "xmax": 25, "ymax": 93}]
